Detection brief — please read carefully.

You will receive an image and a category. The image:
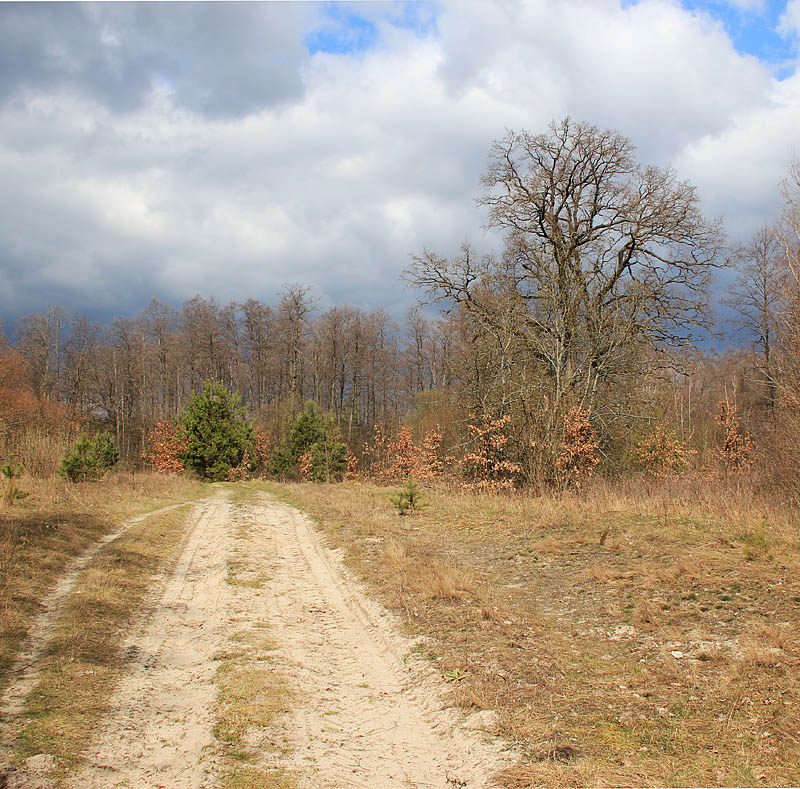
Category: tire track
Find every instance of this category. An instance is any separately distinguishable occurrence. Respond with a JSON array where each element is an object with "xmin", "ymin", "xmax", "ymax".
[
  {"xmin": 68, "ymin": 492, "xmax": 231, "ymax": 788},
  {"xmin": 258, "ymin": 494, "xmax": 511, "ymax": 788},
  {"xmin": 0, "ymin": 499, "xmax": 201, "ymax": 753}
]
